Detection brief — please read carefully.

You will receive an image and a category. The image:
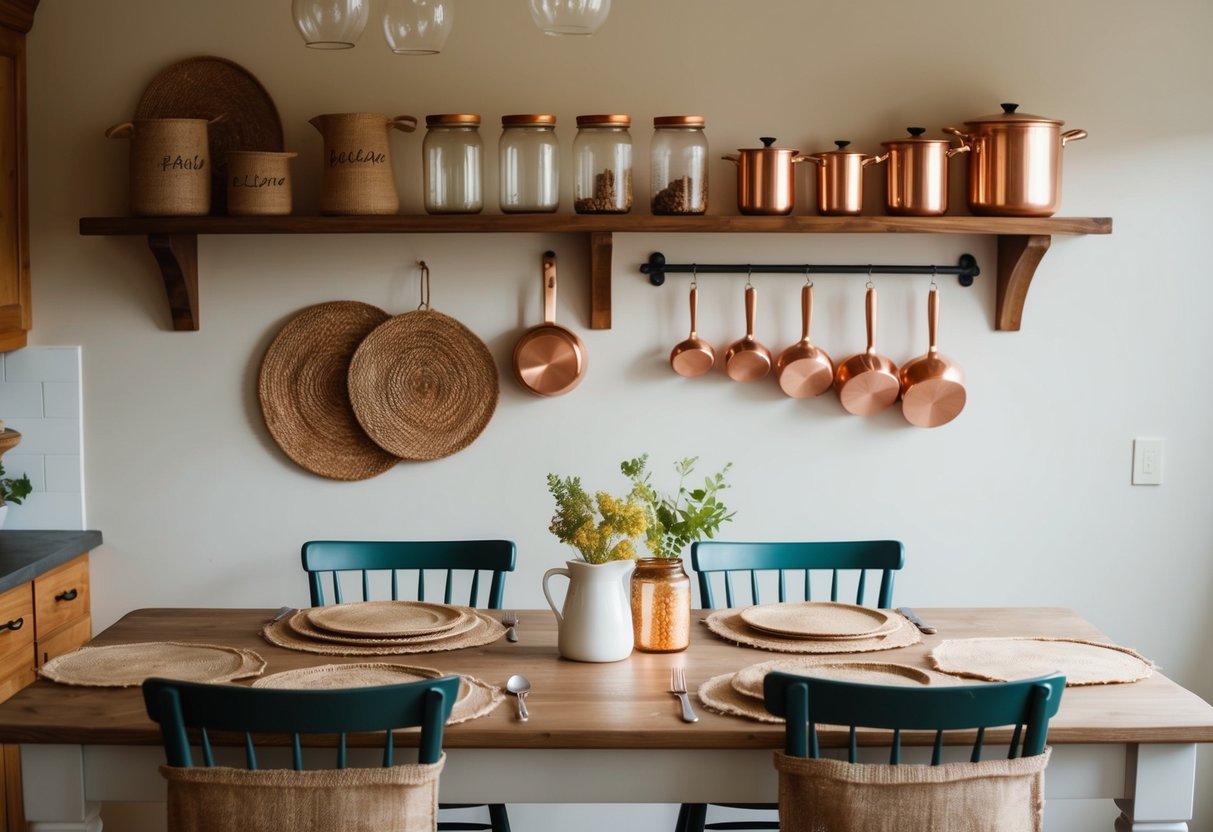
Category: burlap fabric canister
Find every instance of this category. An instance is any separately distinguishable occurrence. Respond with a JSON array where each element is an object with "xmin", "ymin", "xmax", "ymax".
[
  {"xmin": 105, "ymin": 118, "xmax": 215, "ymax": 216},
  {"xmin": 226, "ymin": 151, "xmax": 297, "ymax": 215},
  {"xmin": 162, "ymin": 756, "xmax": 444, "ymax": 832},
  {"xmin": 309, "ymin": 113, "xmax": 417, "ymax": 214}
]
